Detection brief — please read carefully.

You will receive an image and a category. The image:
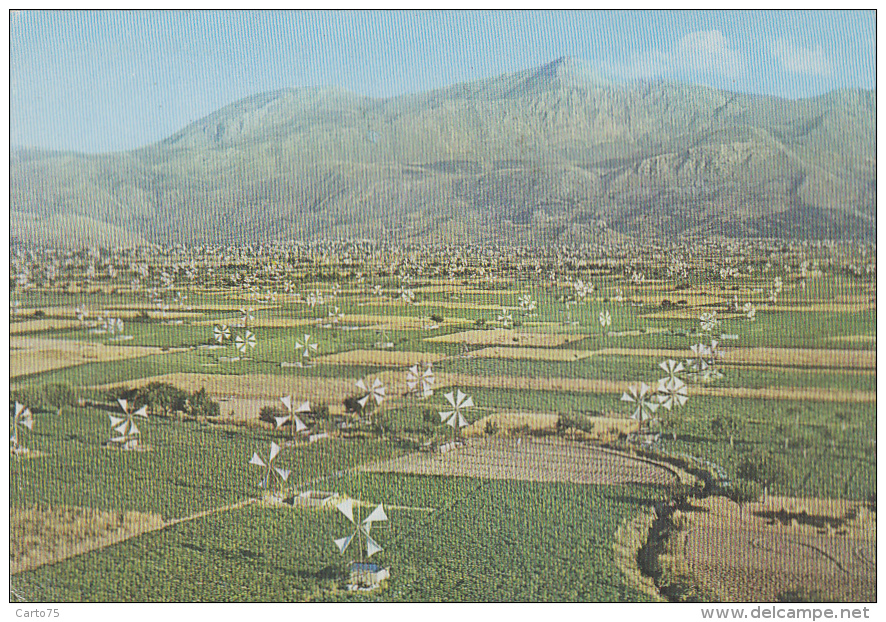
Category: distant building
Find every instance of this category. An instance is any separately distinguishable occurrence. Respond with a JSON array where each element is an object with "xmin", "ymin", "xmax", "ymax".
[{"xmin": 348, "ymin": 562, "xmax": 389, "ymax": 590}]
